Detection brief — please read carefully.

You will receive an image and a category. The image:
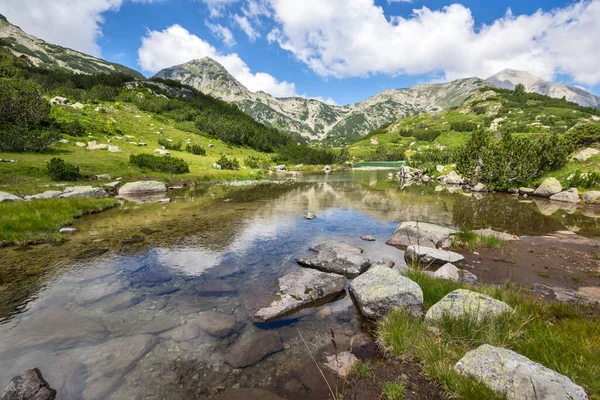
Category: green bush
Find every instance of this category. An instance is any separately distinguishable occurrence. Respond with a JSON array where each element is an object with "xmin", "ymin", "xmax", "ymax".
[
  {"xmin": 400, "ymin": 128, "xmax": 442, "ymax": 142},
  {"xmin": 216, "ymin": 155, "xmax": 240, "ymax": 170},
  {"xmin": 46, "ymin": 157, "xmax": 81, "ymax": 181},
  {"xmin": 450, "ymin": 121, "xmax": 478, "ymax": 132},
  {"xmin": 366, "ymin": 144, "xmax": 406, "ymax": 161},
  {"xmin": 244, "ymin": 155, "xmax": 270, "ymax": 169},
  {"xmin": 130, "ymin": 154, "xmax": 189, "ymax": 174},
  {"xmin": 566, "ymin": 122, "xmax": 600, "ymax": 148},
  {"xmin": 185, "ymin": 143, "xmax": 206, "ymax": 156},
  {"xmin": 157, "ymin": 137, "xmax": 182, "ymax": 151},
  {"xmin": 569, "ymin": 170, "xmax": 600, "ymax": 188}
]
